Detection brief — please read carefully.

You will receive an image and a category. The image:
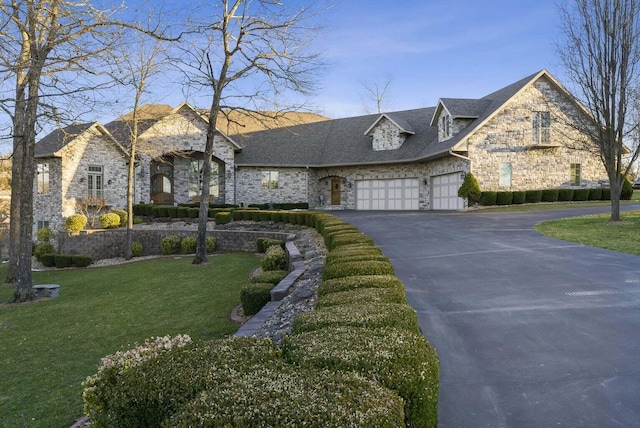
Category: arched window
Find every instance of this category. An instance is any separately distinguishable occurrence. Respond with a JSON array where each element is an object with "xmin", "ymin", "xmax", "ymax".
[{"xmin": 151, "ymin": 174, "xmax": 172, "ymax": 194}]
